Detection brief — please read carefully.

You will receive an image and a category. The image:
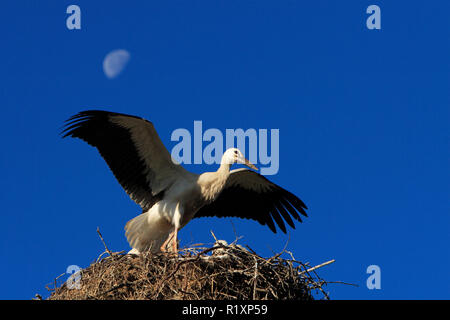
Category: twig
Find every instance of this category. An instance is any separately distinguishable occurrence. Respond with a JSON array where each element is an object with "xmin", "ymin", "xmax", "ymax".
[
  {"xmin": 252, "ymin": 257, "xmax": 258, "ymax": 300},
  {"xmin": 267, "ymin": 232, "xmax": 291, "ymax": 263},
  {"xmin": 325, "ymin": 281, "xmax": 359, "ymax": 287},
  {"xmin": 96, "ymin": 227, "xmax": 114, "ymax": 257},
  {"xmin": 33, "ymin": 294, "xmax": 43, "ymax": 300},
  {"xmin": 229, "ymin": 221, "xmax": 244, "ymax": 245},
  {"xmin": 299, "ymin": 259, "xmax": 335, "ymax": 275}
]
